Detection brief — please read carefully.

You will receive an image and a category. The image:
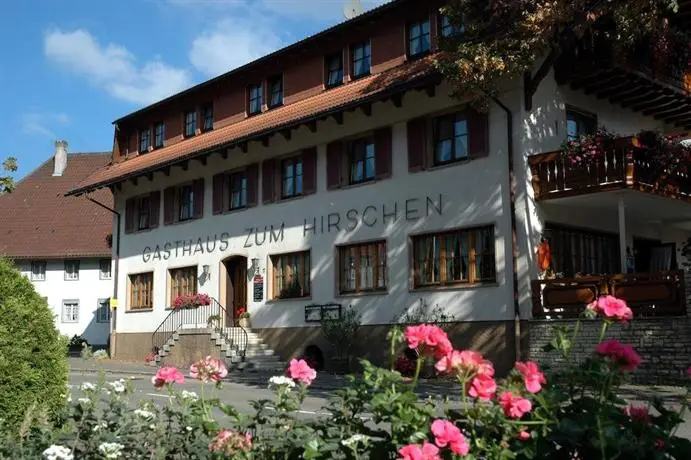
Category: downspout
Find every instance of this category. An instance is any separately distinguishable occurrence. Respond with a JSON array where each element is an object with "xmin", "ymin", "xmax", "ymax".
[
  {"xmin": 491, "ymin": 96, "xmax": 522, "ymax": 363},
  {"xmin": 85, "ymin": 195, "xmax": 120, "ymax": 355}
]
